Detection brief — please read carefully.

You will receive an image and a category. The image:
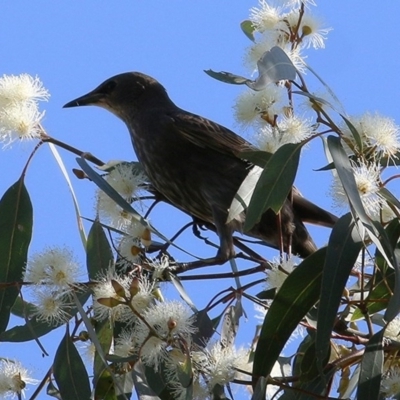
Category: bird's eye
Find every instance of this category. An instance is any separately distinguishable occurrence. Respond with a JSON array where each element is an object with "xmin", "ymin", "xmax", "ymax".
[{"xmin": 99, "ymin": 80, "xmax": 117, "ymax": 94}]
